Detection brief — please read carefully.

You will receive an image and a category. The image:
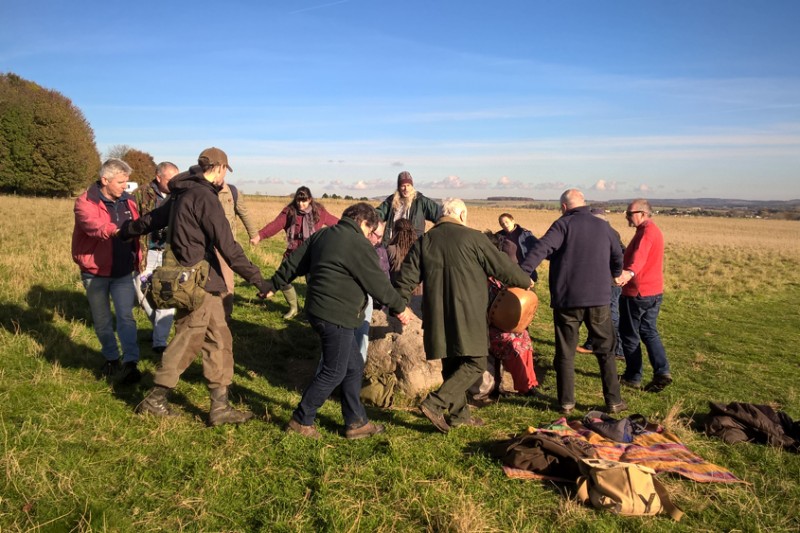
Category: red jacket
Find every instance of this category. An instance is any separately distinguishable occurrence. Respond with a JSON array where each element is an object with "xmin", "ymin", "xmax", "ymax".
[
  {"xmin": 622, "ymin": 219, "xmax": 664, "ymax": 297},
  {"xmin": 72, "ymin": 183, "xmax": 141, "ymax": 276}
]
